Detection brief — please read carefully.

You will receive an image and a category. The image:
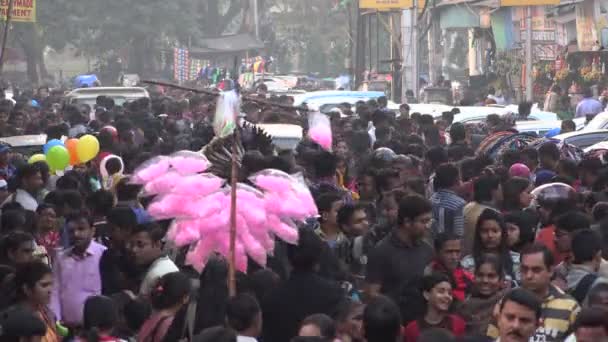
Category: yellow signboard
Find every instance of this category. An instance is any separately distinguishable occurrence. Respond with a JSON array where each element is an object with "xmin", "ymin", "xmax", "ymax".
[
  {"xmin": 359, "ymin": 0, "xmax": 425, "ymax": 9},
  {"xmin": 500, "ymin": 0, "xmax": 559, "ymax": 6},
  {"xmin": 0, "ymin": 0, "xmax": 36, "ymax": 22}
]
